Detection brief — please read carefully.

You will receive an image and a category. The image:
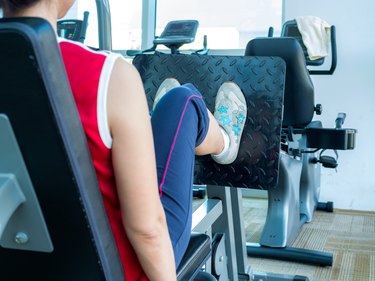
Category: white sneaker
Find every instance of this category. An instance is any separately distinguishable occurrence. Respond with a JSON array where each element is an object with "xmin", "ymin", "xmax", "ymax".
[
  {"xmin": 211, "ymin": 82, "xmax": 247, "ymax": 165},
  {"xmin": 152, "ymin": 78, "xmax": 181, "ymax": 111}
]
